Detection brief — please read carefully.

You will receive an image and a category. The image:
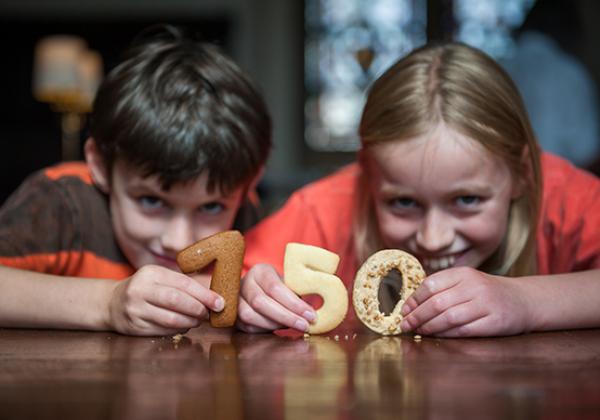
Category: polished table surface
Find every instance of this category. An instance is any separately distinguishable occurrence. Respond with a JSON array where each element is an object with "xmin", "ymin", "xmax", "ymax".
[{"xmin": 2, "ymin": 322, "xmax": 600, "ymax": 420}]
